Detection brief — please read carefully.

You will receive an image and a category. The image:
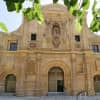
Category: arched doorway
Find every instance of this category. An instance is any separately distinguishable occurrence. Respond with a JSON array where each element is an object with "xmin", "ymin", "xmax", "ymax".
[
  {"xmin": 48, "ymin": 67, "xmax": 64, "ymax": 92},
  {"xmin": 94, "ymin": 75, "xmax": 100, "ymax": 95},
  {"xmin": 5, "ymin": 74, "xmax": 16, "ymax": 93}
]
